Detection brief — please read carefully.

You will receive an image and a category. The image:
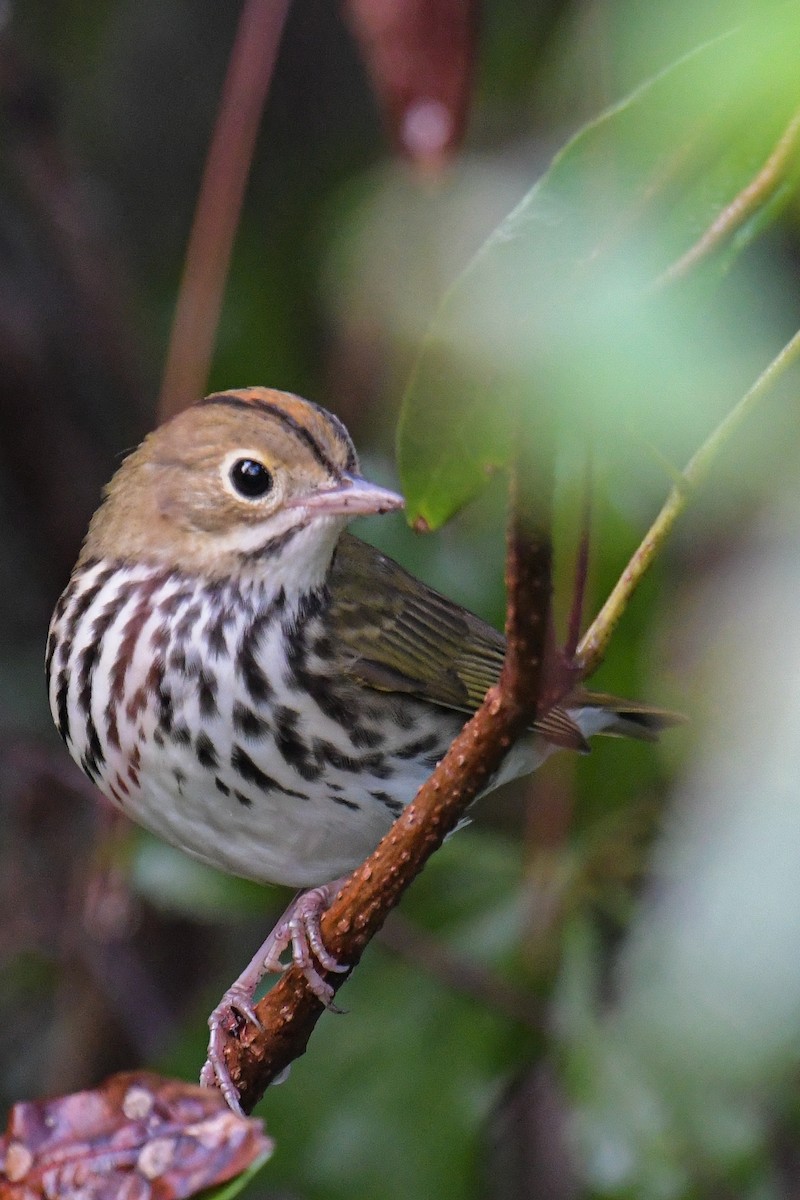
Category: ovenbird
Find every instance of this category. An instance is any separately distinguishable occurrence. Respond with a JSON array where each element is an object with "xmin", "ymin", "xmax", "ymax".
[{"xmin": 47, "ymin": 386, "xmax": 677, "ymax": 1109}]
